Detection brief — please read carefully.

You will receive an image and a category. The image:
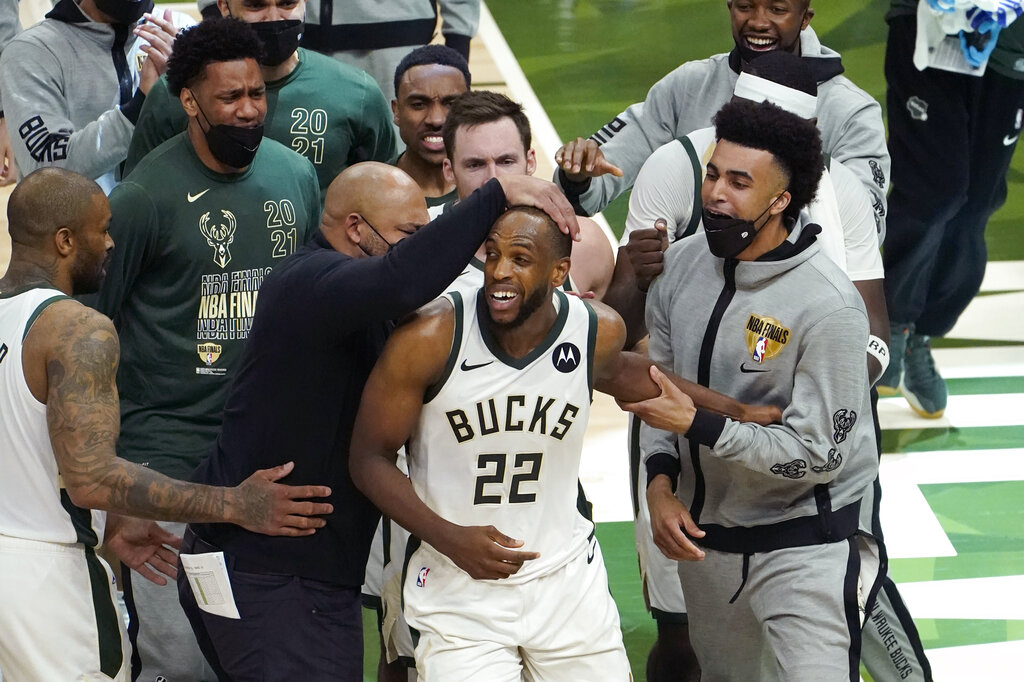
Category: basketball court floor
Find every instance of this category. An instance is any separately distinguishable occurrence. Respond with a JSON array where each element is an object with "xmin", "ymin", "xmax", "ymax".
[{"xmin": 1, "ymin": 1, "xmax": 1021, "ymax": 680}]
